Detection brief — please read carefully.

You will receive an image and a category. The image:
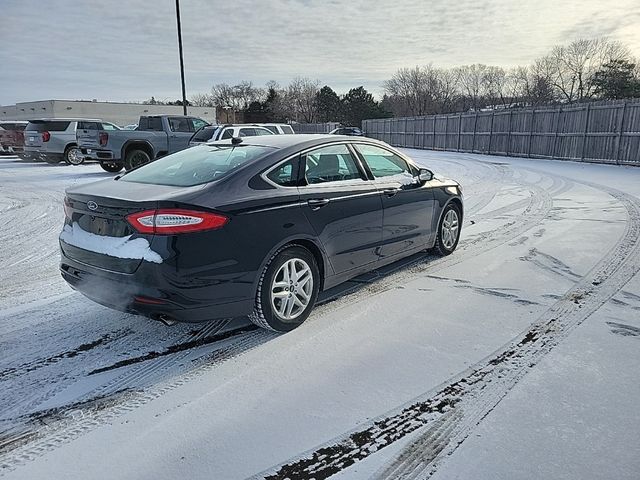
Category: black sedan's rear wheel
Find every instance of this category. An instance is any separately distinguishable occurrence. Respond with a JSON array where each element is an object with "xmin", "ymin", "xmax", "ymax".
[
  {"xmin": 100, "ymin": 162, "xmax": 123, "ymax": 173},
  {"xmin": 249, "ymin": 246, "xmax": 320, "ymax": 332},
  {"xmin": 433, "ymin": 203, "xmax": 461, "ymax": 256},
  {"xmin": 124, "ymin": 149, "xmax": 151, "ymax": 171}
]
